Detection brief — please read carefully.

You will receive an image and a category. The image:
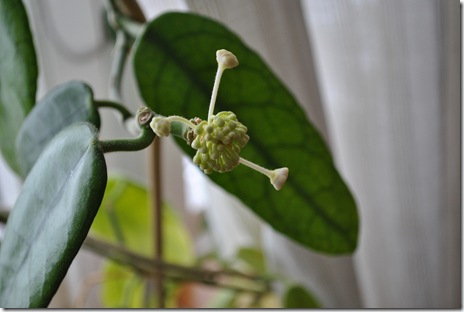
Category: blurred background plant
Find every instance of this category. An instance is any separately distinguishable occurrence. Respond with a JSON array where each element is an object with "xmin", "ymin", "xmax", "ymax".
[
  {"xmin": 80, "ymin": 176, "xmax": 318, "ymax": 308},
  {"xmin": 0, "ymin": 0, "xmax": 459, "ymax": 309}
]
